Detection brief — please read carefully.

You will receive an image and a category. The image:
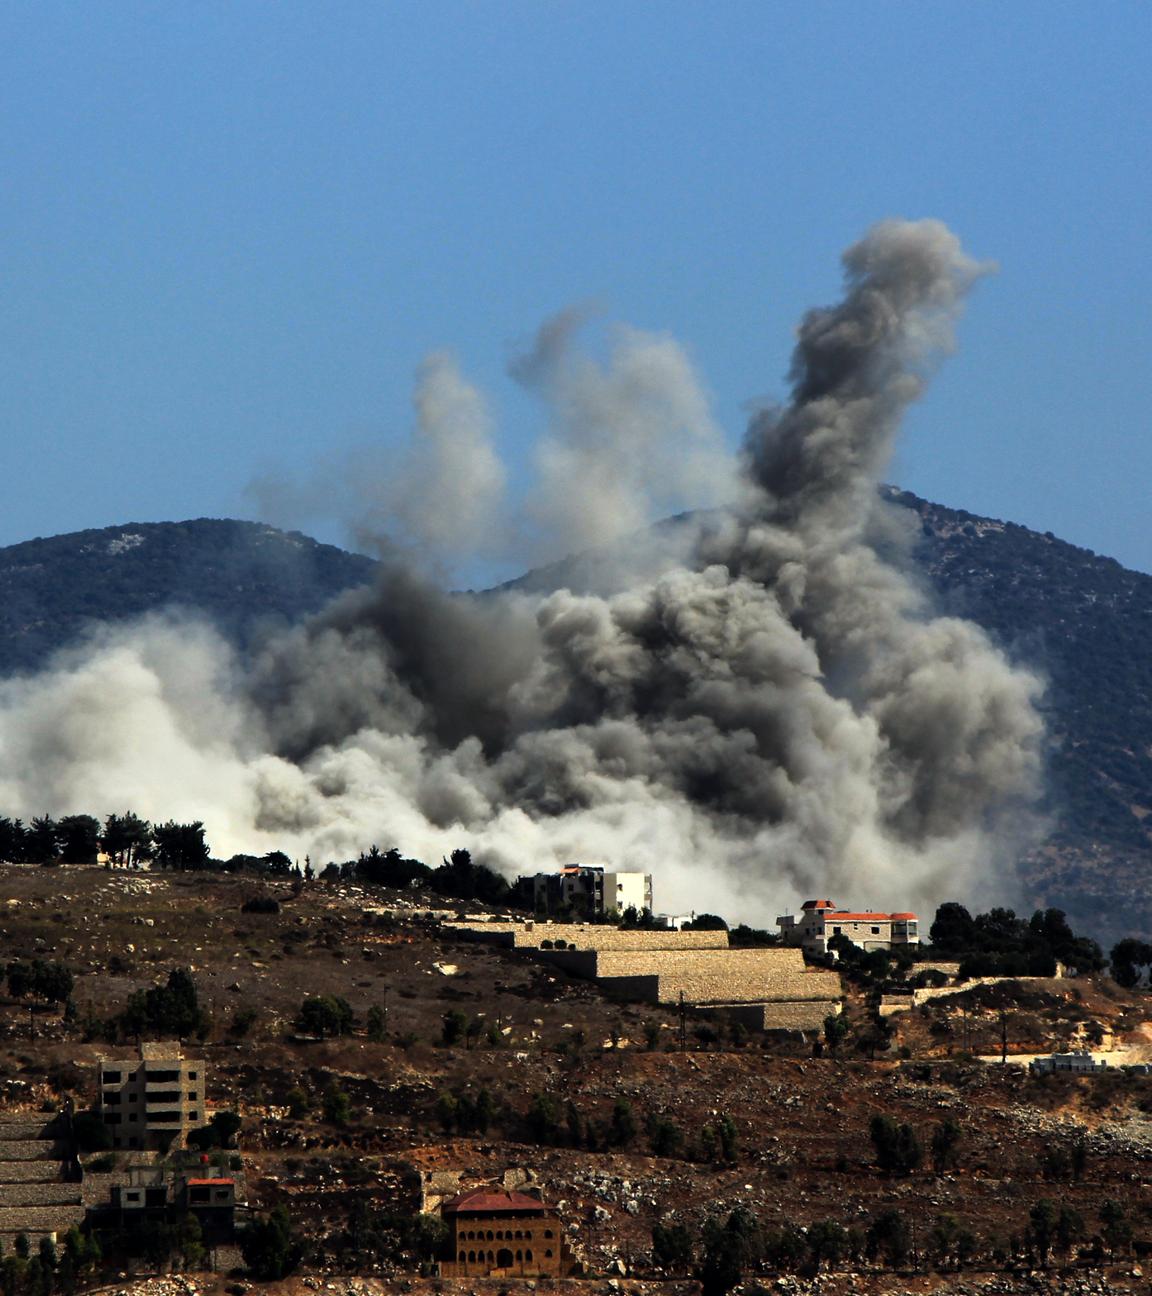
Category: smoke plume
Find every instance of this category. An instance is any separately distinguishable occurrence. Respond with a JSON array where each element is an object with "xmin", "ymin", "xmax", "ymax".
[{"xmin": 0, "ymin": 220, "xmax": 1045, "ymax": 922}]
